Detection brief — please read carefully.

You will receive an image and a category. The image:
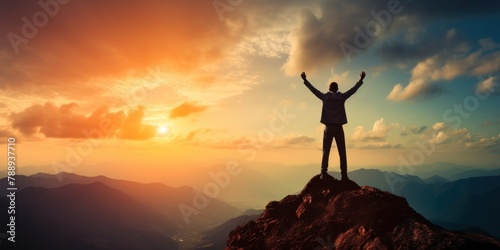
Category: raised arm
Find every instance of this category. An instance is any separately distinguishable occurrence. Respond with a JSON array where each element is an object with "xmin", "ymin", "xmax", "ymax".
[
  {"xmin": 301, "ymin": 72, "xmax": 325, "ymax": 100},
  {"xmin": 343, "ymin": 71, "xmax": 366, "ymax": 99}
]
